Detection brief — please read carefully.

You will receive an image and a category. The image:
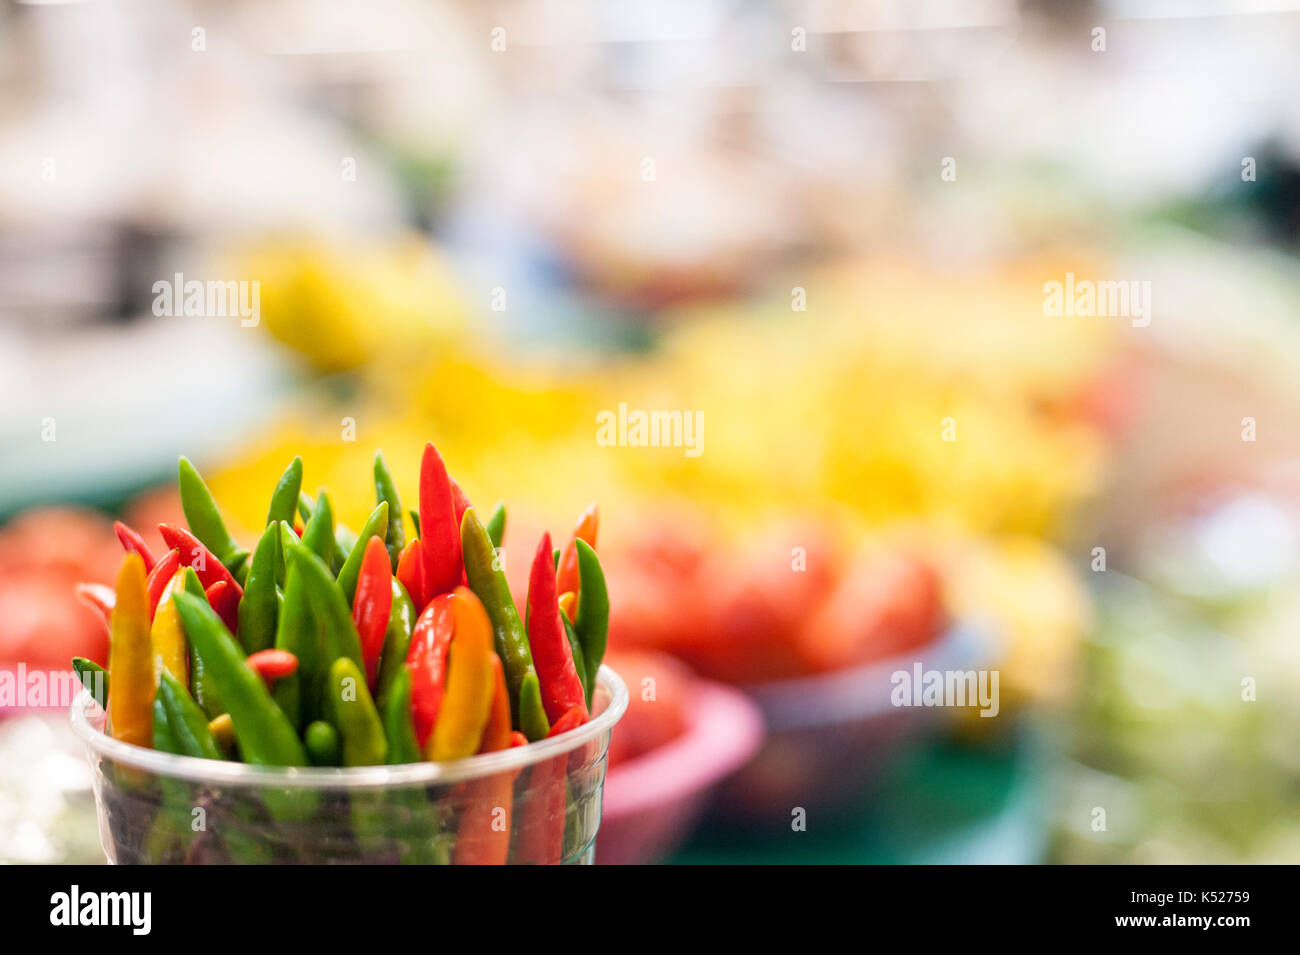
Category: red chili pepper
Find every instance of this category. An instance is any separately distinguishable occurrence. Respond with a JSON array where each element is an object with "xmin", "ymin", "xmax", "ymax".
[
  {"xmin": 509, "ymin": 731, "xmax": 528, "ymax": 748},
  {"xmin": 450, "ymin": 477, "xmax": 472, "ymax": 527},
  {"xmin": 352, "ymin": 536, "xmax": 393, "ymax": 689},
  {"xmin": 555, "ymin": 503, "xmax": 598, "ymax": 600},
  {"xmin": 450, "ymin": 478, "xmax": 472, "ymax": 588},
  {"xmin": 526, "ymin": 532, "xmax": 589, "ymax": 724},
  {"xmin": 417, "ymin": 442, "xmax": 462, "ymax": 602},
  {"xmin": 158, "ymin": 524, "xmax": 244, "ymax": 602},
  {"xmin": 404, "ymin": 594, "xmax": 455, "ymax": 747},
  {"xmin": 546, "ymin": 705, "xmax": 586, "ymax": 738},
  {"xmin": 245, "ymin": 648, "xmax": 299, "ymax": 688},
  {"xmin": 514, "ymin": 754, "xmax": 567, "ymax": 865},
  {"xmin": 395, "ymin": 539, "xmax": 426, "ymax": 611},
  {"xmin": 203, "ymin": 580, "xmax": 240, "ymax": 635},
  {"xmin": 76, "ymin": 582, "xmax": 115, "ymax": 630},
  {"xmin": 146, "ymin": 548, "xmax": 182, "ymax": 618},
  {"xmin": 113, "ymin": 521, "xmax": 157, "ymax": 573}
]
